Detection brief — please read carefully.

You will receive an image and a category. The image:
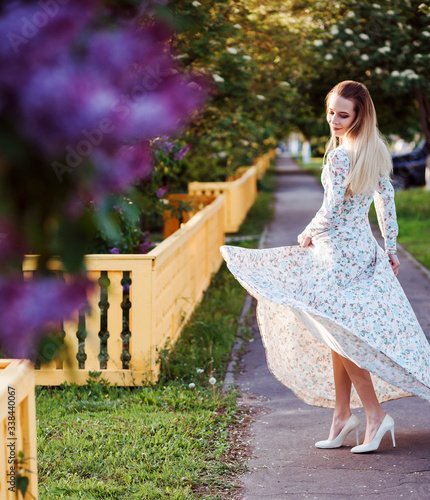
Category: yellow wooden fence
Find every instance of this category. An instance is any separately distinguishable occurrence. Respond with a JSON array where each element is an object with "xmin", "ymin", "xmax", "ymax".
[
  {"xmin": 254, "ymin": 149, "xmax": 276, "ymax": 179},
  {"xmin": 163, "ymin": 194, "xmax": 216, "ymax": 239},
  {"xmin": 12, "ymin": 149, "xmax": 275, "ymax": 387},
  {"xmin": 0, "ymin": 360, "xmax": 38, "ymax": 500},
  {"xmin": 188, "ymin": 166, "xmax": 257, "ymax": 233},
  {"xmin": 187, "ymin": 149, "xmax": 275, "ymax": 232},
  {"xmin": 22, "ymin": 195, "xmax": 225, "ymax": 386}
]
